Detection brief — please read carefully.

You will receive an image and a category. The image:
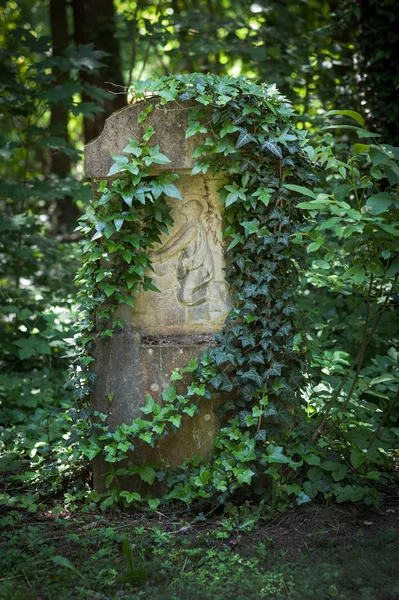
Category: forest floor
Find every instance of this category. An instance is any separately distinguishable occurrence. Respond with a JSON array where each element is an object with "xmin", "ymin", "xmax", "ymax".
[{"xmin": 1, "ymin": 498, "xmax": 399, "ymax": 600}]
